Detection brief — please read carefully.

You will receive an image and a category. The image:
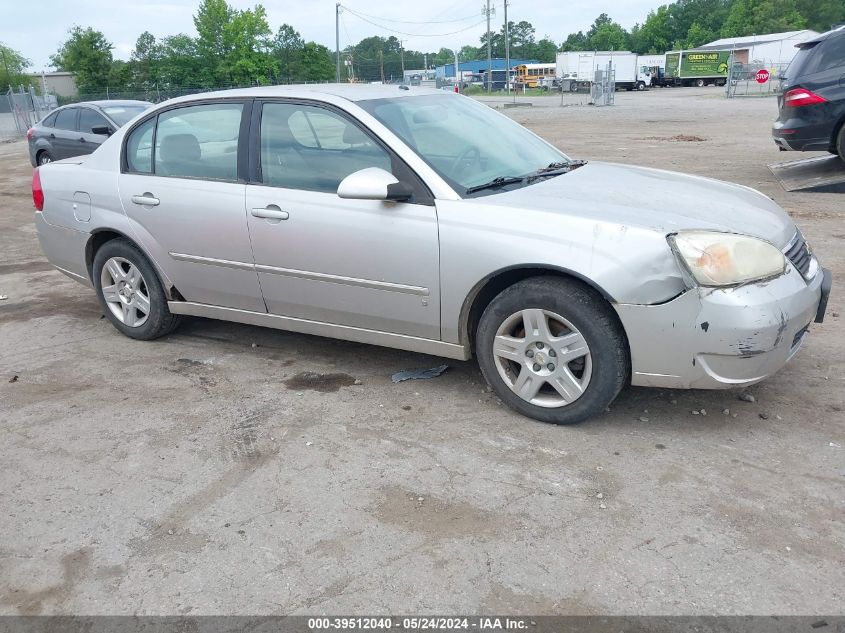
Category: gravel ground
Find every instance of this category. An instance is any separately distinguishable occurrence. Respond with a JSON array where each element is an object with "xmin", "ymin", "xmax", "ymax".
[{"xmin": 0, "ymin": 88, "xmax": 843, "ymax": 616}]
